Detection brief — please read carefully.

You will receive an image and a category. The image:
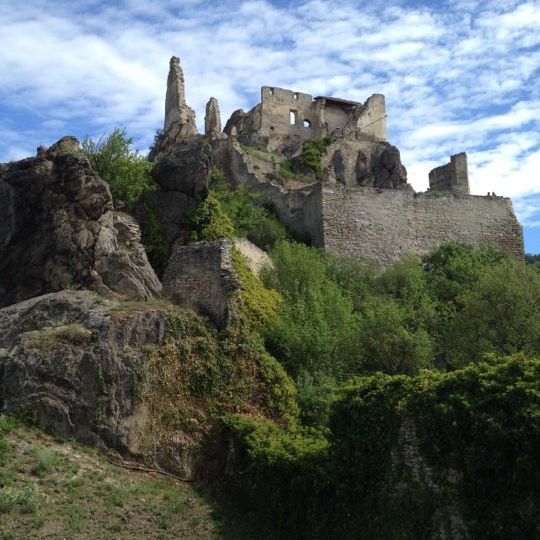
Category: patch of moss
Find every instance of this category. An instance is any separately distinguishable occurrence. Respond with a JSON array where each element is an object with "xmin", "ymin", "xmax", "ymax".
[
  {"xmin": 230, "ymin": 247, "xmax": 282, "ymax": 334},
  {"xmin": 26, "ymin": 324, "xmax": 93, "ymax": 350}
]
